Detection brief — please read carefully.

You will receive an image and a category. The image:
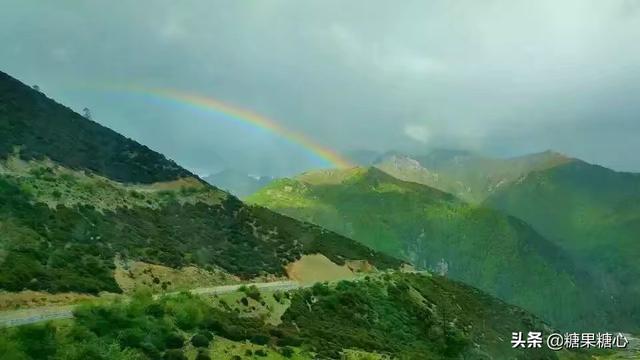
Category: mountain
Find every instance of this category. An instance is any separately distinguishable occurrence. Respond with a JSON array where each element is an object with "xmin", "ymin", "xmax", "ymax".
[
  {"xmin": 485, "ymin": 159, "xmax": 640, "ymax": 330},
  {"xmin": 0, "ymin": 272, "xmax": 590, "ymax": 360},
  {"xmin": 0, "ymin": 71, "xmax": 402, "ymax": 295},
  {"xmin": 0, "ymin": 70, "xmax": 593, "ymax": 358},
  {"xmin": 374, "ymin": 149, "xmax": 572, "ymax": 203},
  {"xmin": 248, "ymin": 167, "xmax": 614, "ymax": 330},
  {"xmin": 203, "ymin": 169, "xmax": 274, "ymax": 199}
]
